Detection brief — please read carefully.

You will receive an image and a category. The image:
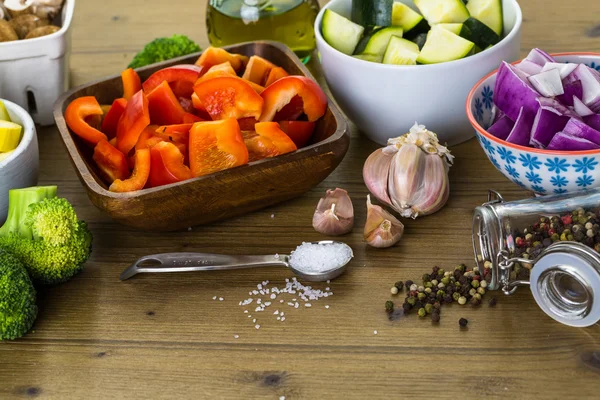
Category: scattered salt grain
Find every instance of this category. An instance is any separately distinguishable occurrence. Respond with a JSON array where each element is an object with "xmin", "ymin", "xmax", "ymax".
[
  {"xmin": 281, "ymin": 317, "xmax": 285, "ymax": 321},
  {"xmin": 325, "ymin": 305, "xmax": 330, "ymax": 309},
  {"xmin": 270, "ymin": 294, "xmax": 277, "ymax": 299},
  {"xmin": 253, "ymin": 319, "xmax": 256, "ymax": 323},
  {"xmin": 277, "ymin": 317, "xmax": 281, "ymax": 321},
  {"xmin": 219, "ymin": 297, "xmax": 224, "ymax": 301},
  {"xmin": 289, "ymin": 242, "xmax": 353, "ymax": 274},
  {"xmin": 274, "ymin": 310, "xmax": 279, "ymax": 315},
  {"xmin": 255, "ymin": 324, "xmax": 260, "ymax": 329},
  {"xmin": 280, "ymin": 396, "xmax": 286, "ymax": 400},
  {"xmin": 294, "ymin": 303, "xmax": 299, "ymax": 309},
  {"xmin": 305, "ymin": 303, "xmax": 312, "ymax": 308},
  {"xmin": 234, "ymin": 335, "xmax": 239, "ymax": 339},
  {"xmin": 280, "ymin": 299, "xmax": 284, "ymax": 303},
  {"xmin": 271, "ymin": 214, "xmax": 275, "ymax": 218},
  {"xmin": 374, "ymin": 330, "xmax": 378, "ymax": 335},
  {"xmin": 212, "ymin": 296, "xmax": 217, "ymax": 300},
  {"xmin": 244, "ymin": 310, "xmax": 248, "ymax": 313}
]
